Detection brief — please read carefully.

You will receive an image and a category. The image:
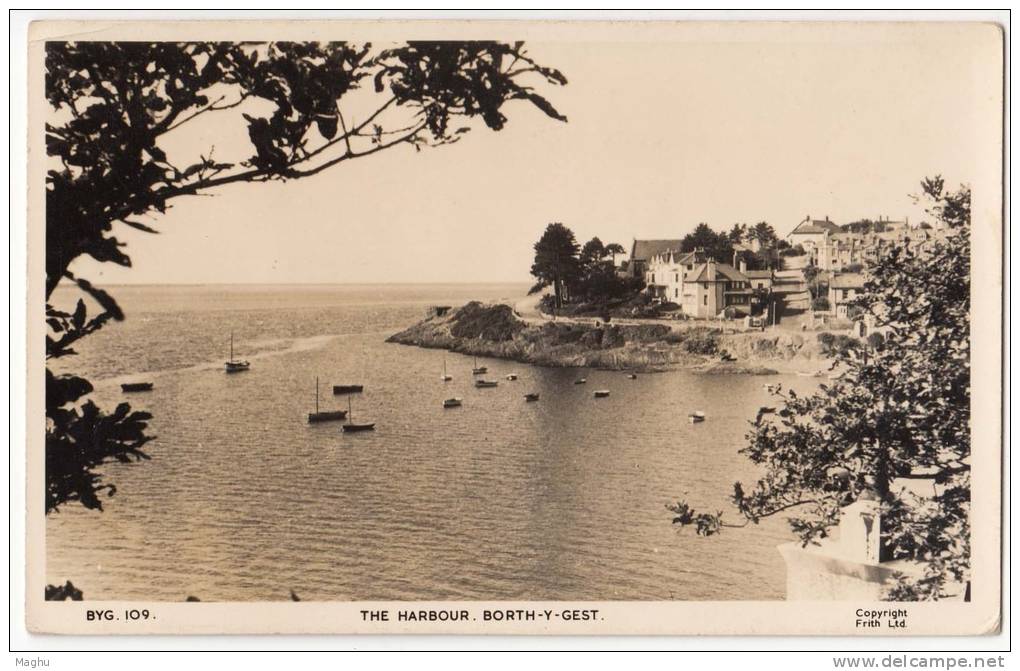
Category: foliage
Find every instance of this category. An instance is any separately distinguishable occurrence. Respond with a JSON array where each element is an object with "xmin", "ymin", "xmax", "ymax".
[
  {"xmin": 816, "ymin": 331, "xmax": 860, "ymax": 356},
  {"xmin": 45, "ymin": 41, "xmax": 567, "ymax": 513},
  {"xmin": 44, "ymin": 580, "xmax": 84, "ymax": 601},
  {"xmin": 530, "ymin": 228, "xmax": 637, "ymax": 308},
  {"xmin": 529, "ymin": 223, "xmax": 581, "ymax": 308},
  {"xmin": 682, "ymin": 330, "xmax": 720, "ymax": 355},
  {"xmin": 812, "ymin": 296, "xmax": 831, "ymax": 312},
  {"xmin": 780, "ymin": 243, "xmax": 806, "ymax": 257},
  {"xmin": 669, "ymin": 177, "xmax": 971, "ymax": 601},
  {"xmin": 680, "ymin": 223, "xmax": 734, "ymax": 263}
]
